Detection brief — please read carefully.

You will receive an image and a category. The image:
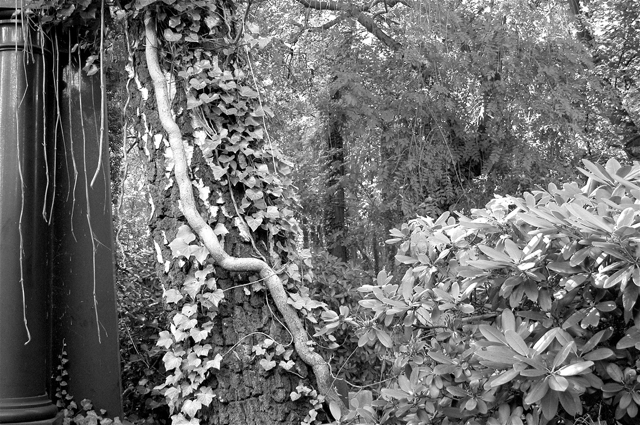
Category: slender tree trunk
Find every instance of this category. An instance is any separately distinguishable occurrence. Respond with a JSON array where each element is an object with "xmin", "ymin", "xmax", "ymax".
[{"xmin": 324, "ymin": 88, "xmax": 348, "ymax": 262}]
